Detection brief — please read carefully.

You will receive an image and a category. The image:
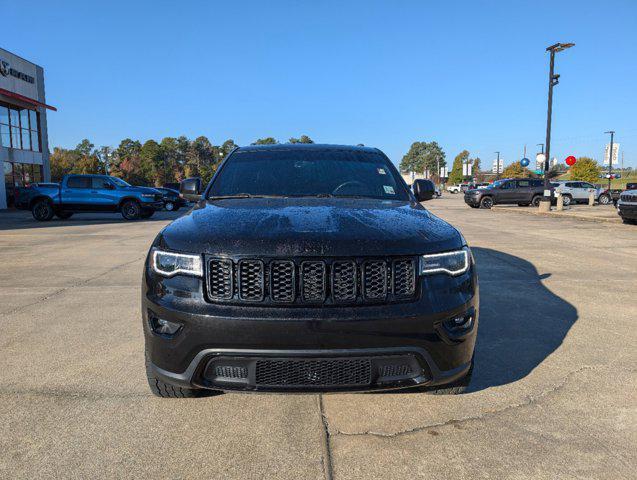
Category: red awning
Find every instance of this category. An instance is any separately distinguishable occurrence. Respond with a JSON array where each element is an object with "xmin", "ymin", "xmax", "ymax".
[{"xmin": 0, "ymin": 87, "xmax": 57, "ymax": 111}]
